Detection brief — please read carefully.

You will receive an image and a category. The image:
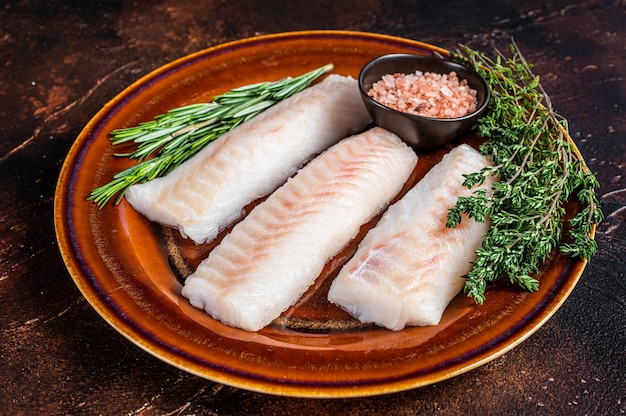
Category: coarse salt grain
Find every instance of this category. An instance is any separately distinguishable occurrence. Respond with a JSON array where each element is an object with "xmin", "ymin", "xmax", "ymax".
[{"xmin": 368, "ymin": 71, "xmax": 478, "ymax": 118}]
